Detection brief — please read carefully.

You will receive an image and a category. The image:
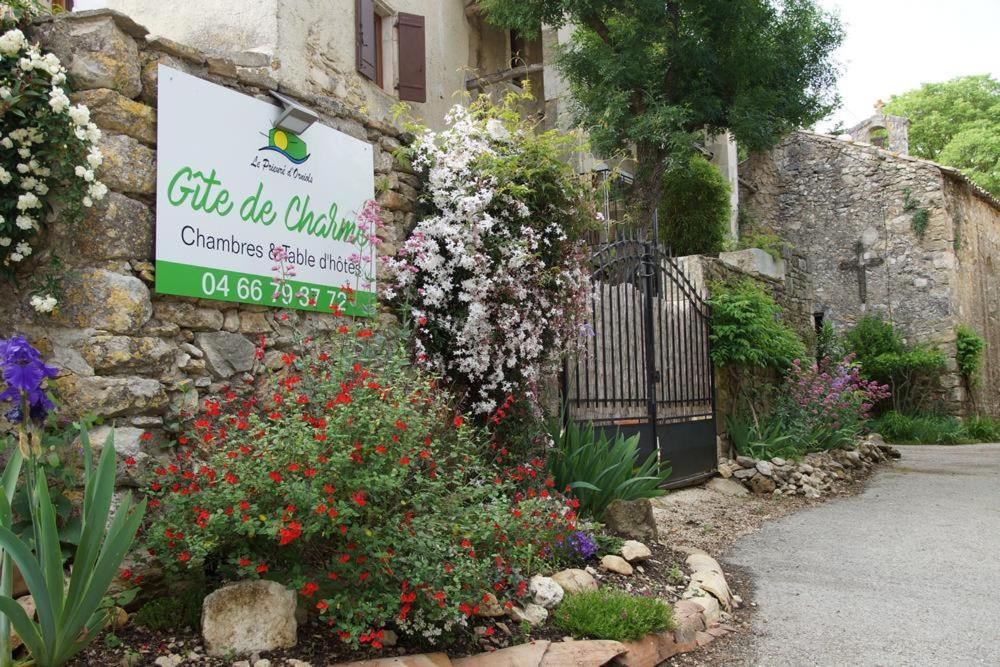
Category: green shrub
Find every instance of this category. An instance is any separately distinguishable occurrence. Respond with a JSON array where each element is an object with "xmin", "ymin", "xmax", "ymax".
[
  {"xmin": 659, "ymin": 154, "xmax": 731, "ymax": 256},
  {"xmin": 815, "ymin": 321, "xmax": 846, "ymax": 363},
  {"xmin": 955, "ymin": 325, "xmax": 986, "ymax": 387},
  {"xmin": 962, "ymin": 416, "xmax": 1000, "ymax": 443},
  {"xmin": 708, "ymin": 281, "xmax": 806, "ymax": 372},
  {"xmin": 725, "ymin": 413, "xmax": 800, "ymax": 460},
  {"xmin": 552, "ymin": 590, "xmax": 673, "ymax": 642},
  {"xmin": 876, "ymin": 411, "xmax": 964, "ymax": 444},
  {"xmin": 545, "ymin": 418, "xmax": 671, "ymax": 520},
  {"xmin": 737, "ymin": 232, "xmax": 786, "ymax": 262},
  {"xmin": 133, "ymin": 589, "xmax": 204, "ymax": 631},
  {"xmin": 845, "ymin": 316, "xmax": 946, "ymax": 413},
  {"xmin": 144, "ymin": 325, "xmax": 577, "ymax": 649}
]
